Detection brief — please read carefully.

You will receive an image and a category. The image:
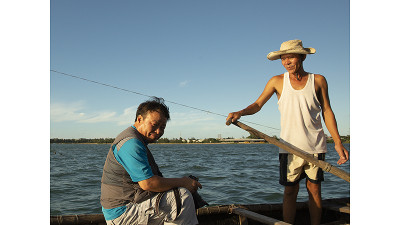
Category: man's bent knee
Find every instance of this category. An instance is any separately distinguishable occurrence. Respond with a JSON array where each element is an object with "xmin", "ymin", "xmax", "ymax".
[
  {"xmin": 177, "ymin": 188, "xmax": 196, "ymax": 215},
  {"xmin": 163, "ymin": 188, "xmax": 198, "ymax": 225}
]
